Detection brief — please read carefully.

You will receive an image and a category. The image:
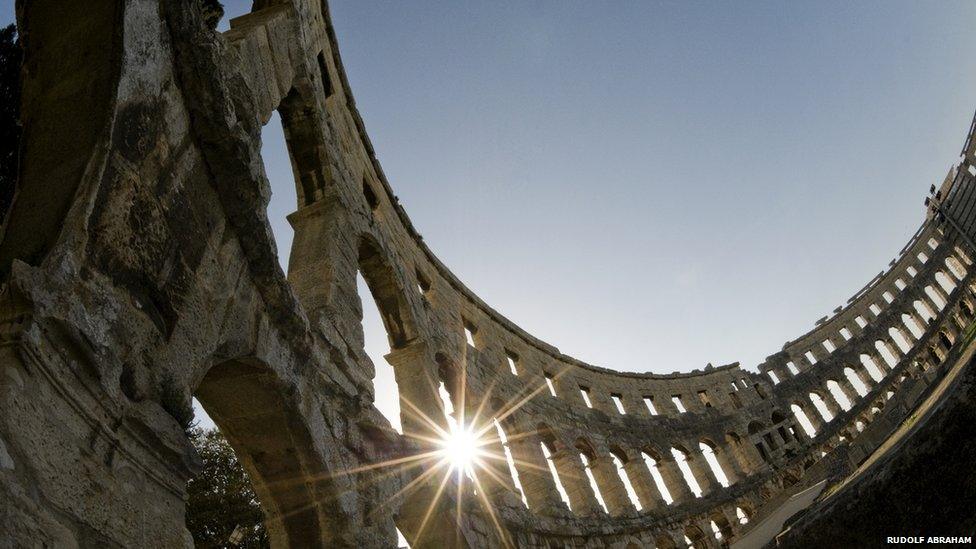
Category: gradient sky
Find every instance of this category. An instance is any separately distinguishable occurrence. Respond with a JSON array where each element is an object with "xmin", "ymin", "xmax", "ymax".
[{"xmin": 4, "ymin": 2, "xmax": 976, "ymax": 432}]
